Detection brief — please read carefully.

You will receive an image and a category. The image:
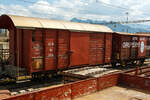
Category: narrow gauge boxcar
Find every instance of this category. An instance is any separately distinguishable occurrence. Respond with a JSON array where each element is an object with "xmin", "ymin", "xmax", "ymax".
[
  {"xmin": 112, "ymin": 32, "xmax": 150, "ymax": 67},
  {"xmin": 0, "ymin": 14, "xmax": 113, "ymax": 80}
]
